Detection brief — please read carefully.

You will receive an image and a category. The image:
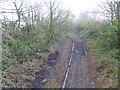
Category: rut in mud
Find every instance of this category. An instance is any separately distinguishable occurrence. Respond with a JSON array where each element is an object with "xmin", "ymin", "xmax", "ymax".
[
  {"xmin": 32, "ymin": 36, "xmax": 96, "ymax": 88},
  {"xmin": 32, "ymin": 51, "xmax": 59, "ymax": 88},
  {"xmin": 61, "ymin": 42, "xmax": 95, "ymax": 88}
]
